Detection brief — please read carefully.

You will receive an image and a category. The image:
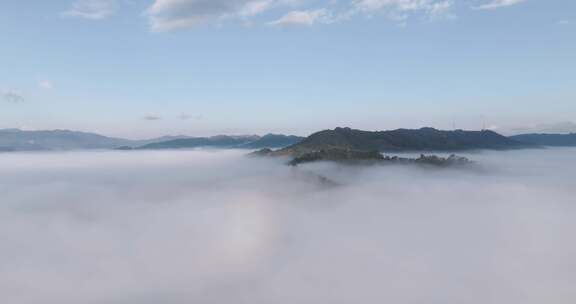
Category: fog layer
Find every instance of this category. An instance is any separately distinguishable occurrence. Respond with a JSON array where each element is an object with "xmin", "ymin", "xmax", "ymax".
[{"xmin": 1, "ymin": 149, "xmax": 575, "ymax": 304}]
